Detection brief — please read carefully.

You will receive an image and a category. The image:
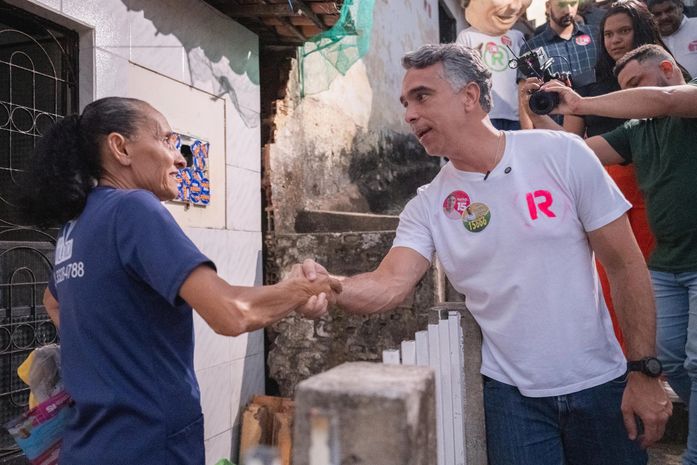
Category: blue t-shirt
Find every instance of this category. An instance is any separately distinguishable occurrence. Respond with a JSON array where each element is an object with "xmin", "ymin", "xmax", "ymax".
[{"xmin": 48, "ymin": 187, "xmax": 214, "ymax": 465}]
